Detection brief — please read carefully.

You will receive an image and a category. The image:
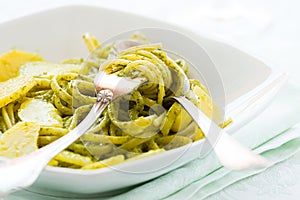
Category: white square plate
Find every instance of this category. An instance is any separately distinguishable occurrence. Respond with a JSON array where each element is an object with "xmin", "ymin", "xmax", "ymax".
[{"xmin": 0, "ymin": 5, "xmax": 286, "ymax": 198}]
